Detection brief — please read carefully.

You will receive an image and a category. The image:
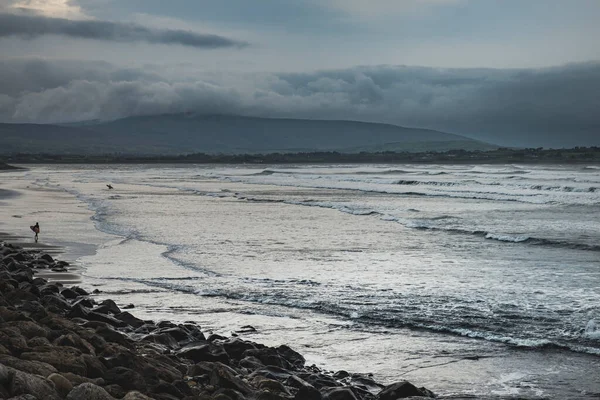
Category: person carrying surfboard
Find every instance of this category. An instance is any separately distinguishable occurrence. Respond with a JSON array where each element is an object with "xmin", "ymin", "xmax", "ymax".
[{"xmin": 30, "ymin": 222, "xmax": 40, "ymax": 243}]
